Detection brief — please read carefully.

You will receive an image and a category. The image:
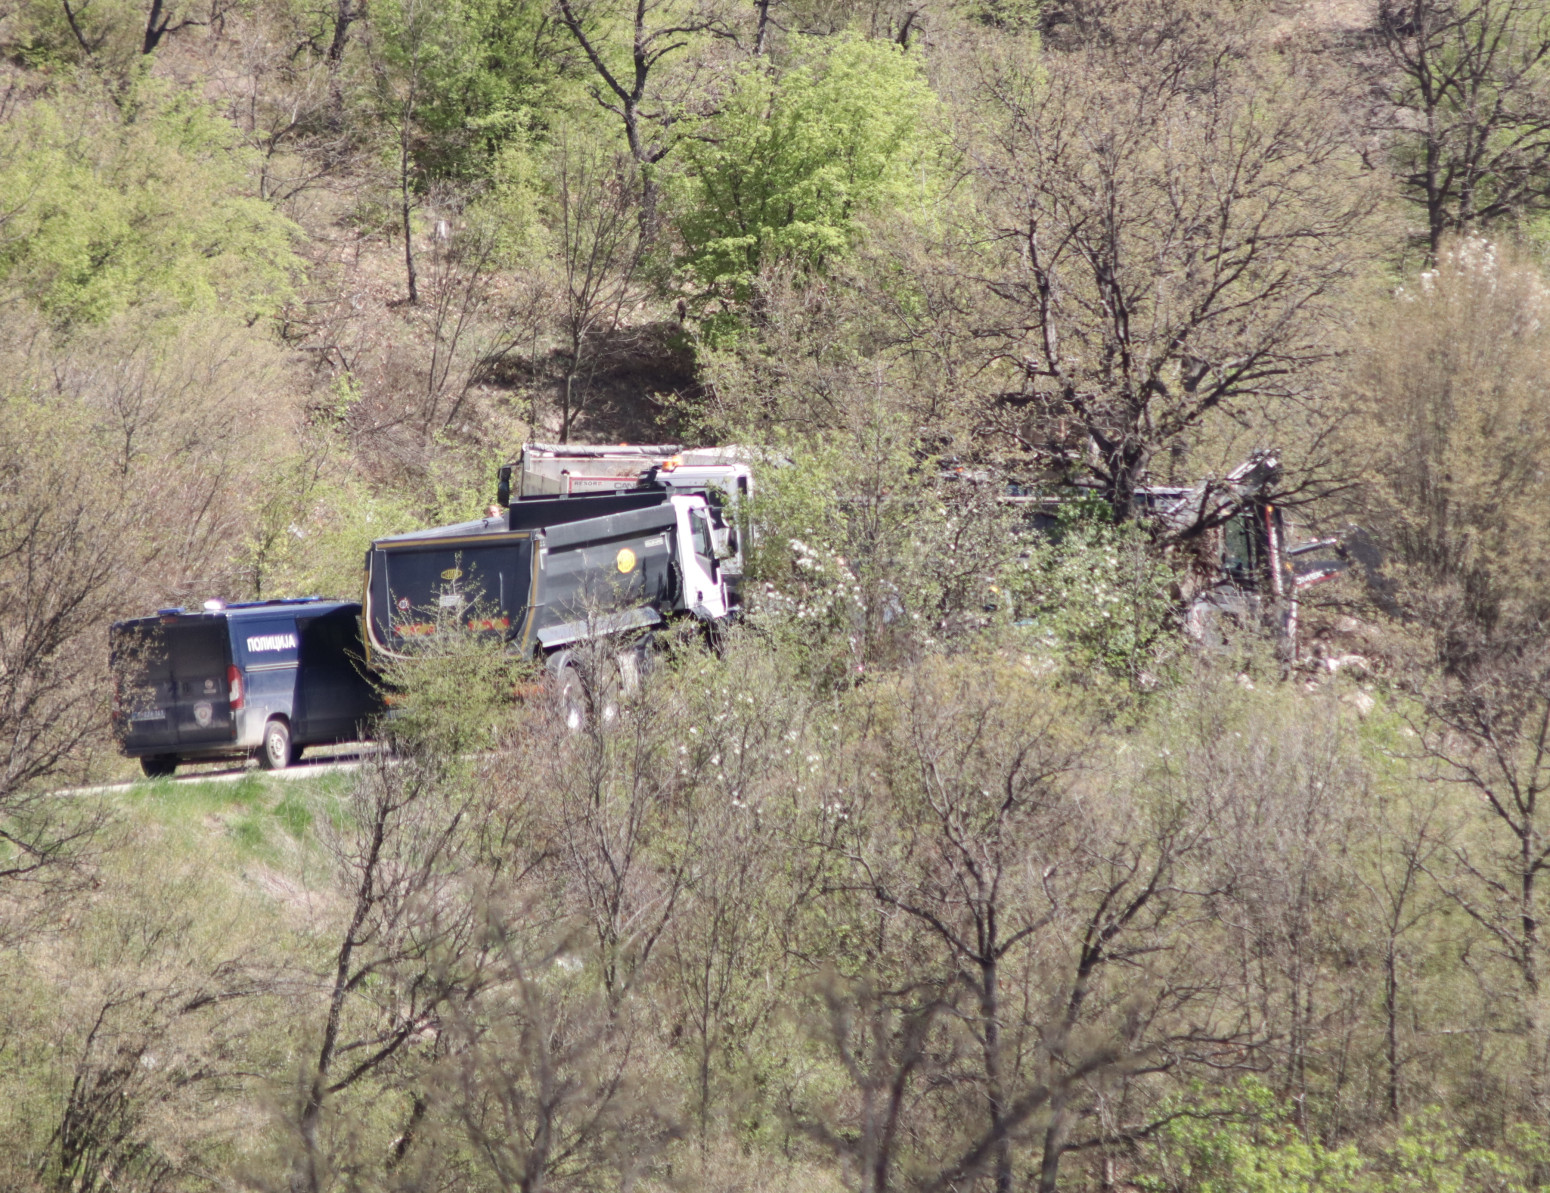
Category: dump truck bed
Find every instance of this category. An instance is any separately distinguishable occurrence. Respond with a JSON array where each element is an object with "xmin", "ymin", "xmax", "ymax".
[{"xmin": 363, "ymin": 495, "xmax": 690, "ymax": 661}]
